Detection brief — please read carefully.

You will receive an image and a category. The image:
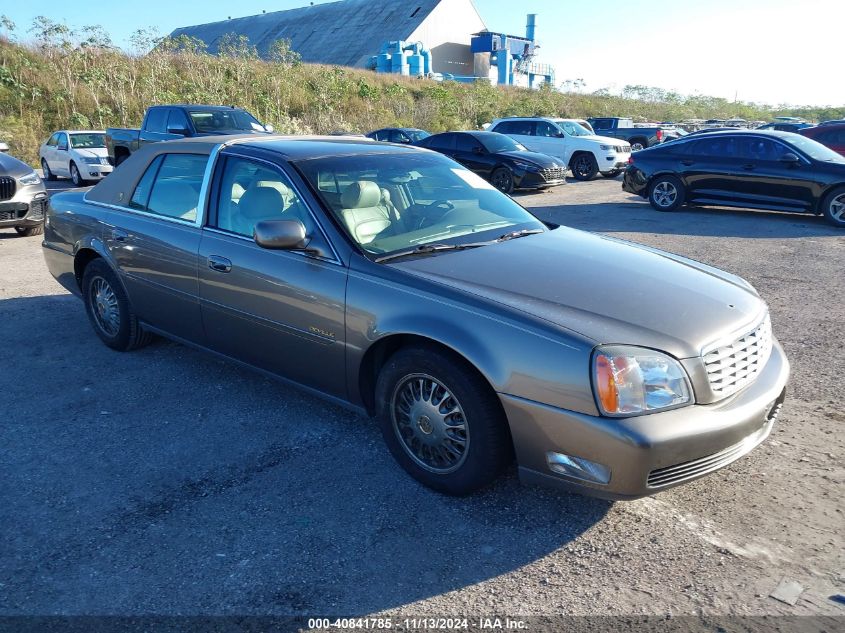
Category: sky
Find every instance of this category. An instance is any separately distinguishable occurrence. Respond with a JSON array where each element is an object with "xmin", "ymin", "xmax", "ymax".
[{"xmin": 2, "ymin": 0, "xmax": 843, "ymax": 107}]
